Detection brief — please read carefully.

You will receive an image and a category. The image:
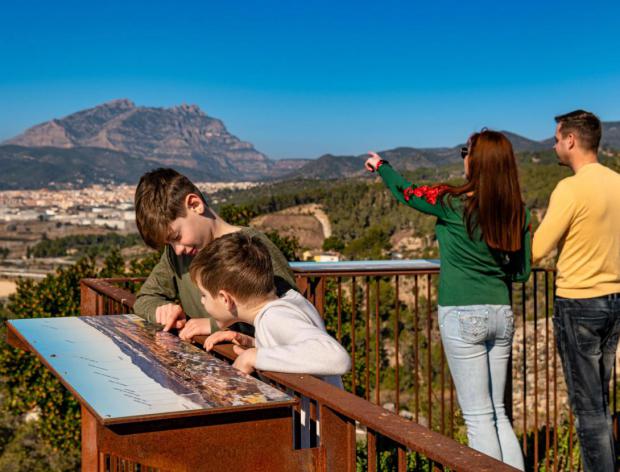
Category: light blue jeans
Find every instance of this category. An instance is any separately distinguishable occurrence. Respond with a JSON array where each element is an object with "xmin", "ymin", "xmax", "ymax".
[{"xmin": 438, "ymin": 305, "xmax": 524, "ymax": 471}]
